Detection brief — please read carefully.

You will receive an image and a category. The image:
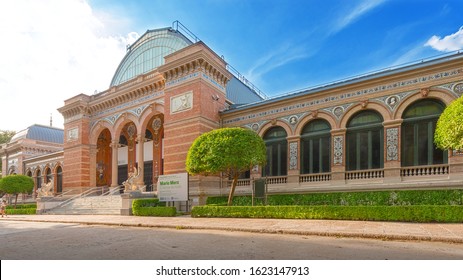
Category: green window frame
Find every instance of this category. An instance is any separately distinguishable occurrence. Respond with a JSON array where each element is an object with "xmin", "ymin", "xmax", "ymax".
[
  {"xmin": 346, "ymin": 110, "xmax": 384, "ymax": 171},
  {"xmin": 300, "ymin": 119, "xmax": 331, "ymax": 174},
  {"xmin": 401, "ymin": 99, "xmax": 447, "ymax": 167},
  {"xmin": 263, "ymin": 126, "xmax": 287, "ymax": 177}
]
